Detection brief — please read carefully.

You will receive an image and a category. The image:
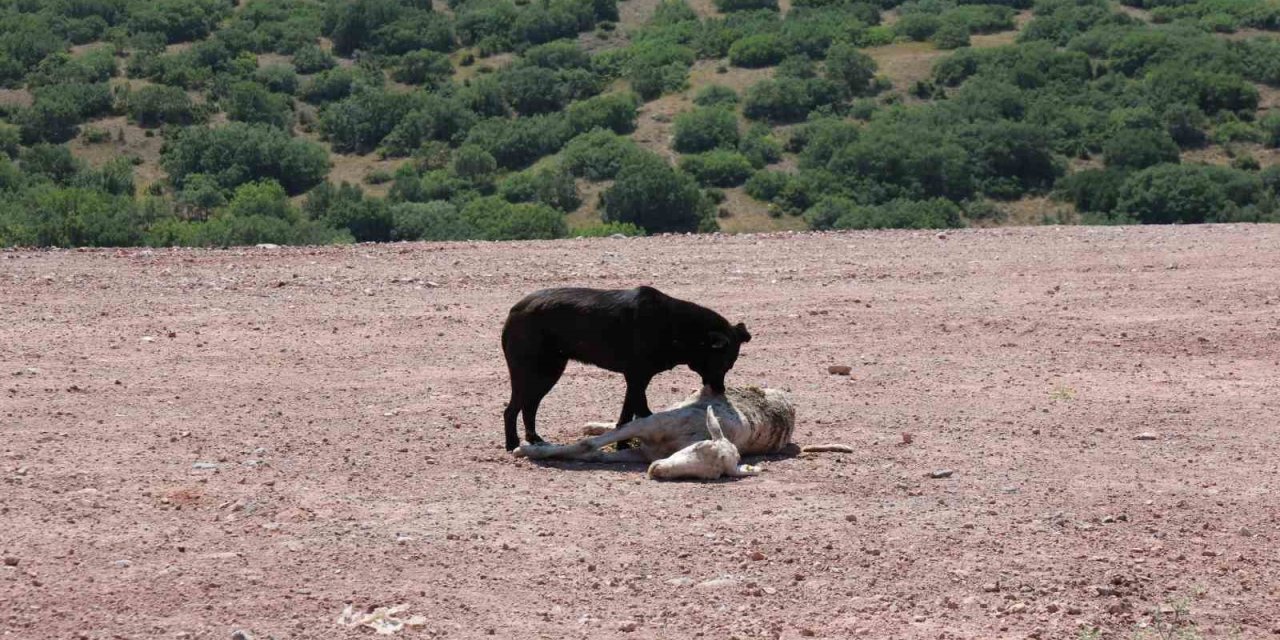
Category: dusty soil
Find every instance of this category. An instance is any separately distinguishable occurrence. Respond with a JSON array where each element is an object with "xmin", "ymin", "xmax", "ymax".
[{"xmin": 3, "ymin": 225, "xmax": 1280, "ymax": 640}]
